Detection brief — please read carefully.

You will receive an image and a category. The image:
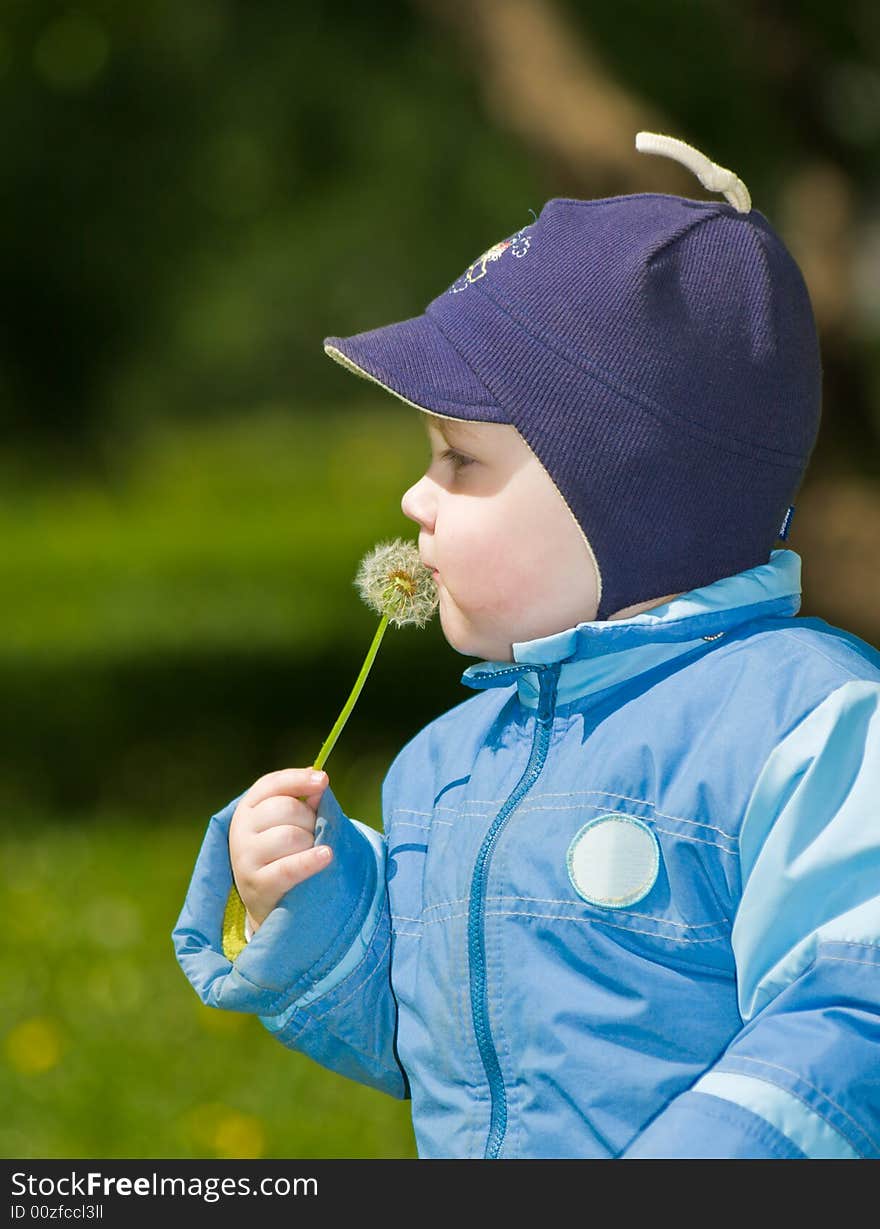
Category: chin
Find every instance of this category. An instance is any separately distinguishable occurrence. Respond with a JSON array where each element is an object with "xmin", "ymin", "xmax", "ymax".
[
  {"xmin": 437, "ymin": 595, "xmax": 514, "ymax": 662},
  {"xmin": 437, "ymin": 610, "xmax": 482, "ymax": 660},
  {"xmin": 438, "ymin": 621, "xmax": 473, "ymax": 658}
]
